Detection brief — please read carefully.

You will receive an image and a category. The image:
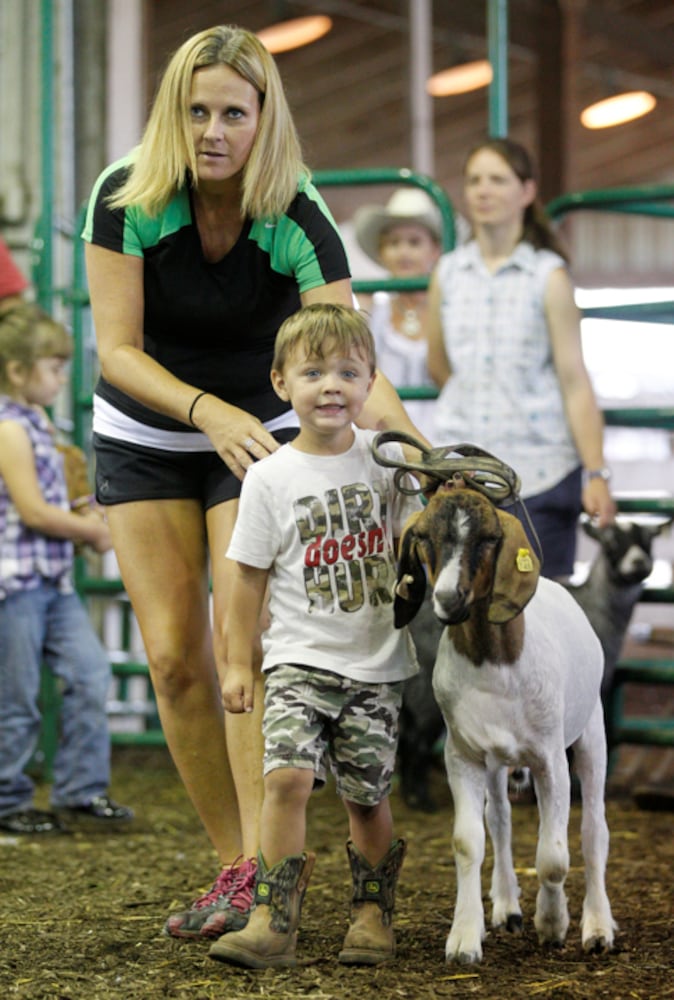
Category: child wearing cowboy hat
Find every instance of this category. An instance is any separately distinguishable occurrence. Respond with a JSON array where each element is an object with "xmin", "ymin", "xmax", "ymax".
[{"xmin": 353, "ymin": 189, "xmax": 443, "ymax": 441}]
